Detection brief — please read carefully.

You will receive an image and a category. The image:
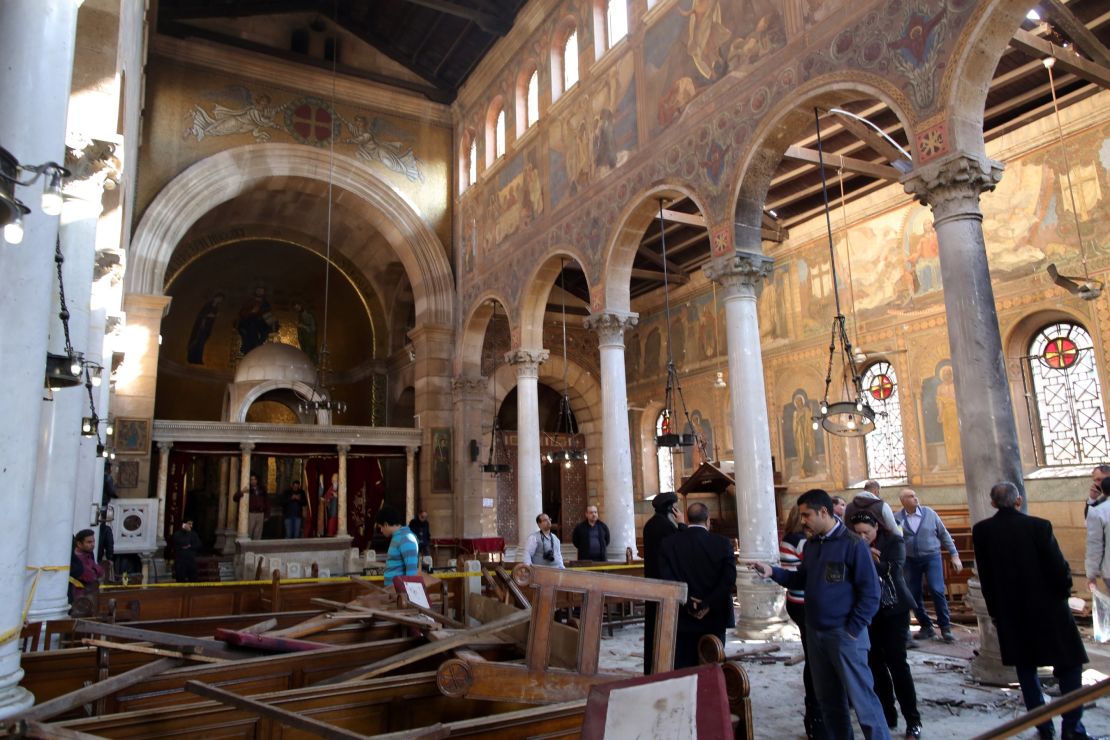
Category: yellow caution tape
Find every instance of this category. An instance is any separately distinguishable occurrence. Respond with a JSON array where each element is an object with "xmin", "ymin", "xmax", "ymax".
[{"xmin": 0, "ymin": 565, "xmax": 71, "ymax": 645}]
